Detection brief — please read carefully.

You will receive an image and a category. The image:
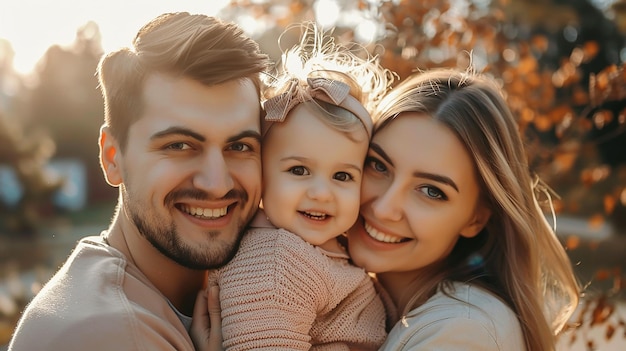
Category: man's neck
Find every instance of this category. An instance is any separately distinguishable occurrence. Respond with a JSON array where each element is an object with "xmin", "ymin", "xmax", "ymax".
[{"xmin": 105, "ymin": 213, "xmax": 206, "ymax": 316}]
